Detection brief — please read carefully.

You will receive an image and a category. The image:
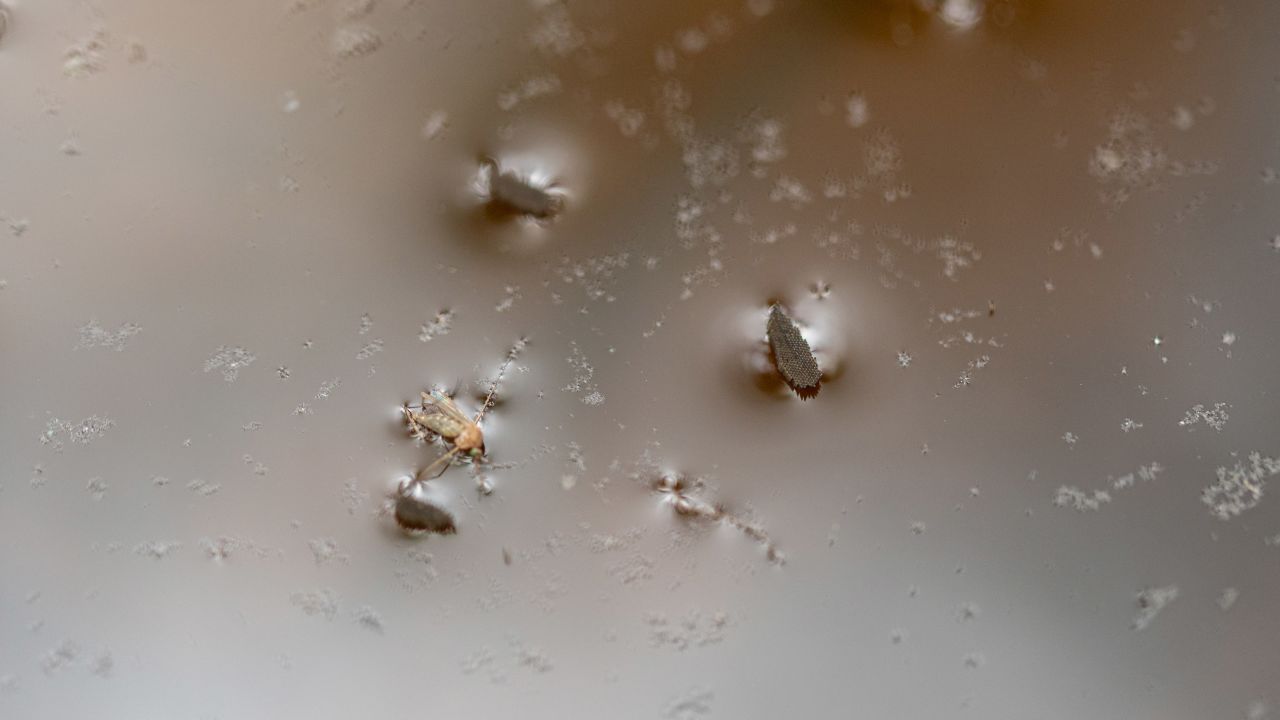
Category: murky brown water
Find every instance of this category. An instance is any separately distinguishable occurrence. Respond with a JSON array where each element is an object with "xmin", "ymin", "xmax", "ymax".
[{"xmin": 2, "ymin": 1, "xmax": 1279, "ymax": 717}]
